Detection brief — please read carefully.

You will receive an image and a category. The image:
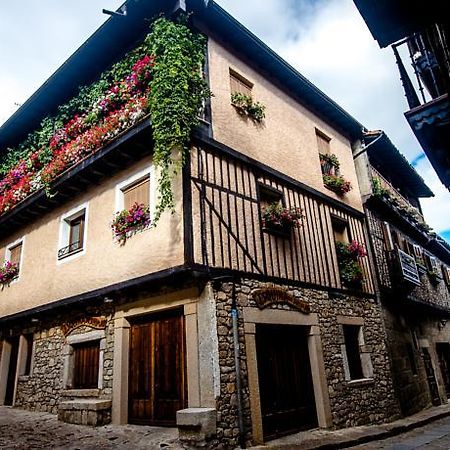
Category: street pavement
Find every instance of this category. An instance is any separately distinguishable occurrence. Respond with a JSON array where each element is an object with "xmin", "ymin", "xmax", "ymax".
[
  {"xmin": 352, "ymin": 415, "xmax": 450, "ymax": 449},
  {"xmin": 0, "ymin": 406, "xmax": 182, "ymax": 450}
]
